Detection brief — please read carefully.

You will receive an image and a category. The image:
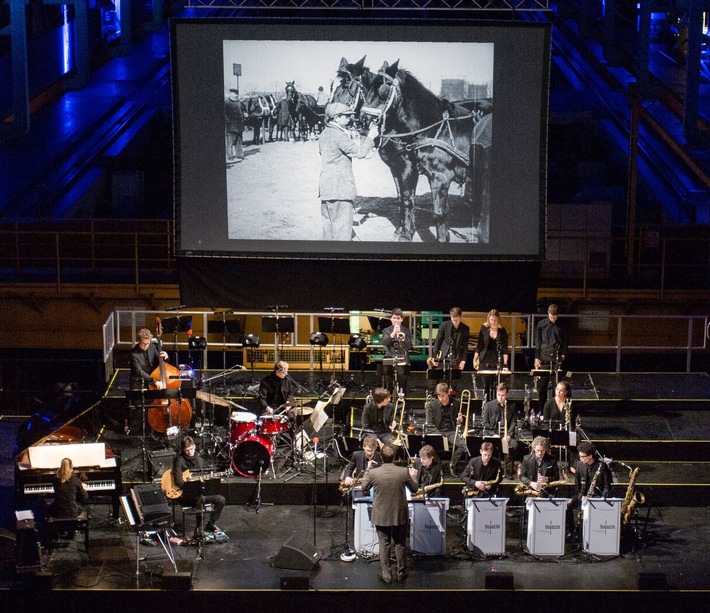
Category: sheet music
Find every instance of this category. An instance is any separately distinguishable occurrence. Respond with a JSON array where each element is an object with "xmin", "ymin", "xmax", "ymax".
[{"xmin": 27, "ymin": 442, "xmax": 115, "ymax": 469}]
